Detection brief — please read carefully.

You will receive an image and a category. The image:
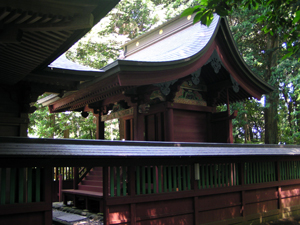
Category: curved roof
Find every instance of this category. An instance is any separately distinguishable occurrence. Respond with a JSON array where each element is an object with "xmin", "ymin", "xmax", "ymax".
[
  {"xmin": 48, "ymin": 14, "xmax": 274, "ymax": 112},
  {"xmin": 49, "ymin": 54, "xmax": 101, "ymax": 72},
  {"xmin": 125, "ymin": 16, "xmax": 220, "ymax": 62}
]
